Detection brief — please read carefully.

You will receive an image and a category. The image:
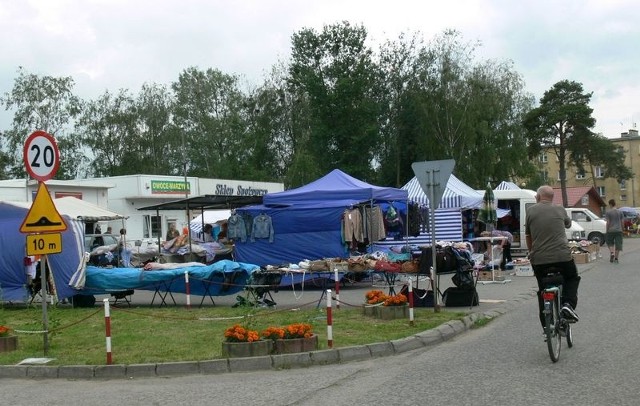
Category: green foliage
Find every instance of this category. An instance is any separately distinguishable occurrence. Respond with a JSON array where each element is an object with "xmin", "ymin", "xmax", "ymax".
[
  {"xmin": 0, "ymin": 67, "xmax": 83, "ymax": 179},
  {"xmin": 523, "ymin": 80, "xmax": 631, "ymax": 204}
]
